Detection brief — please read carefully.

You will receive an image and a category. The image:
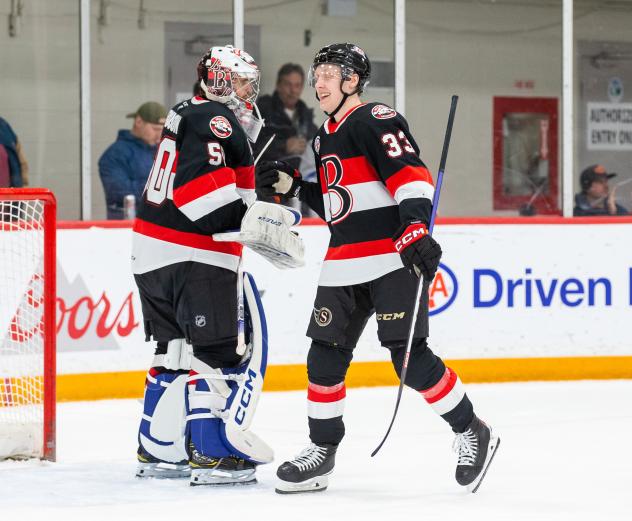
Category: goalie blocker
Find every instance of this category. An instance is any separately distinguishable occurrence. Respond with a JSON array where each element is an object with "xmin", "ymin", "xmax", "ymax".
[{"xmin": 136, "ymin": 272, "xmax": 273, "ymax": 484}]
